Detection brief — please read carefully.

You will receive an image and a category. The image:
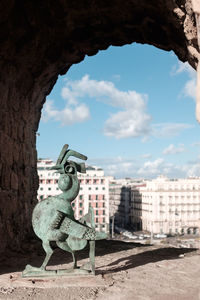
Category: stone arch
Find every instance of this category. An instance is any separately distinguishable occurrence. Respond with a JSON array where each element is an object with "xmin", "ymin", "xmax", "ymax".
[{"xmin": 0, "ymin": 0, "xmax": 199, "ymax": 253}]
